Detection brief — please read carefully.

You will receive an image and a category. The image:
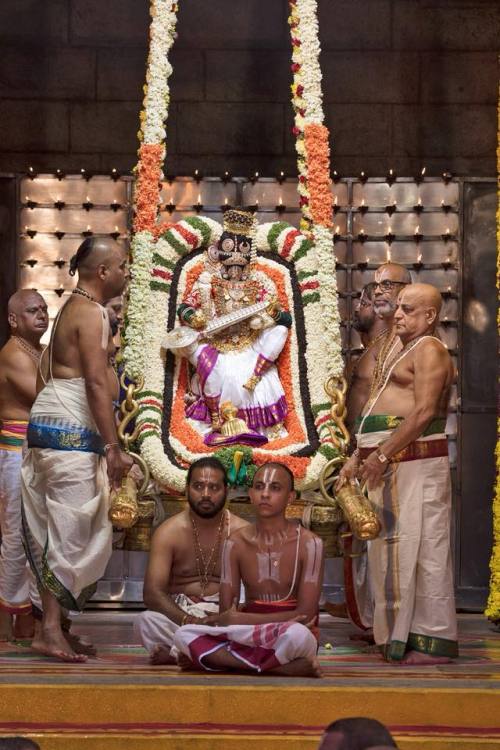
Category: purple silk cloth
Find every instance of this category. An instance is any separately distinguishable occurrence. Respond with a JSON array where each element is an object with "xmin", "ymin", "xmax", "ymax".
[
  {"xmin": 186, "ymin": 395, "xmax": 288, "ymax": 430},
  {"xmin": 197, "ymin": 345, "xmax": 219, "ymax": 390},
  {"xmin": 204, "ymin": 430, "xmax": 268, "ymax": 448}
]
